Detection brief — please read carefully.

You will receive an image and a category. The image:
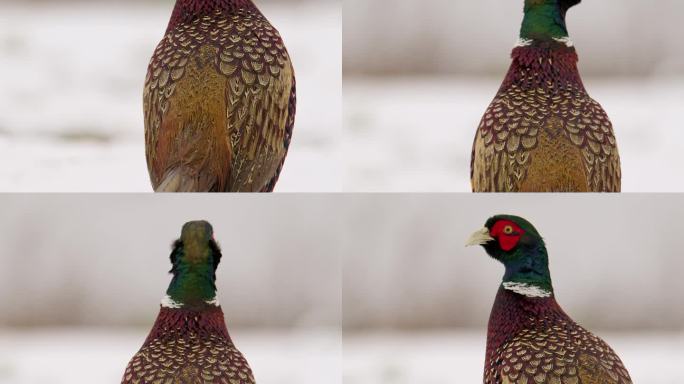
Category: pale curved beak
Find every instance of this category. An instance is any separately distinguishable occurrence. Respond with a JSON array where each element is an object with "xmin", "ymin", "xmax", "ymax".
[{"xmin": 466, "ymin": 227, "xmax": 494, "ymax": 247}]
